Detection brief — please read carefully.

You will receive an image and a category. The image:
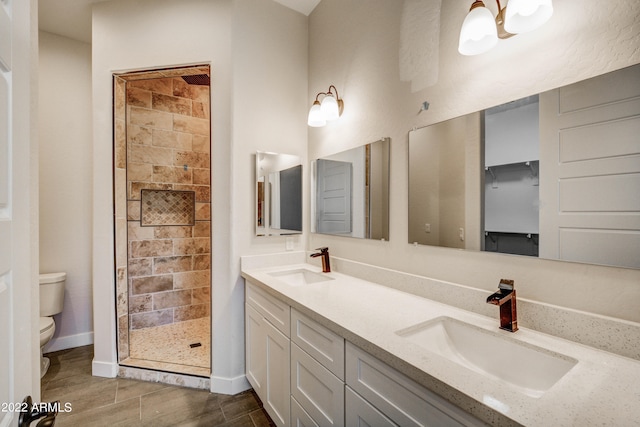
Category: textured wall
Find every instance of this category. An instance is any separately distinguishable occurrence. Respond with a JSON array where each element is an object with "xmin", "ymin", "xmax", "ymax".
[{"xmin": 308, "ymin": 0, "xmax": 640, "ymax": 322}]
